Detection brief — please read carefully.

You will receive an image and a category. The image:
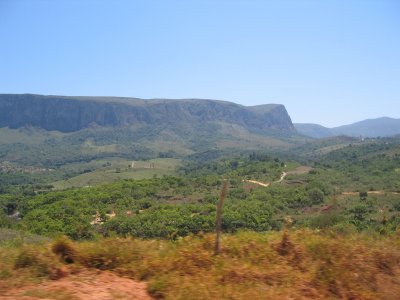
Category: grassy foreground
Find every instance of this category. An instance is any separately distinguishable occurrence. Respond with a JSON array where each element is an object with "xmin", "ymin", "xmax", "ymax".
[{"xmin": 1, "ymin": 229, "xmax": 400, "ymax": 299}]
